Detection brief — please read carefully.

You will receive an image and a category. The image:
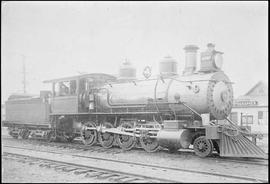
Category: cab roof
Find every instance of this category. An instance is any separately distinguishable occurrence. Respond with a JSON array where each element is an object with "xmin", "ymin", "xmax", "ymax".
[{"xmin": 43, "ymin": 73, "xmax": 117, "ymax": 83}]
